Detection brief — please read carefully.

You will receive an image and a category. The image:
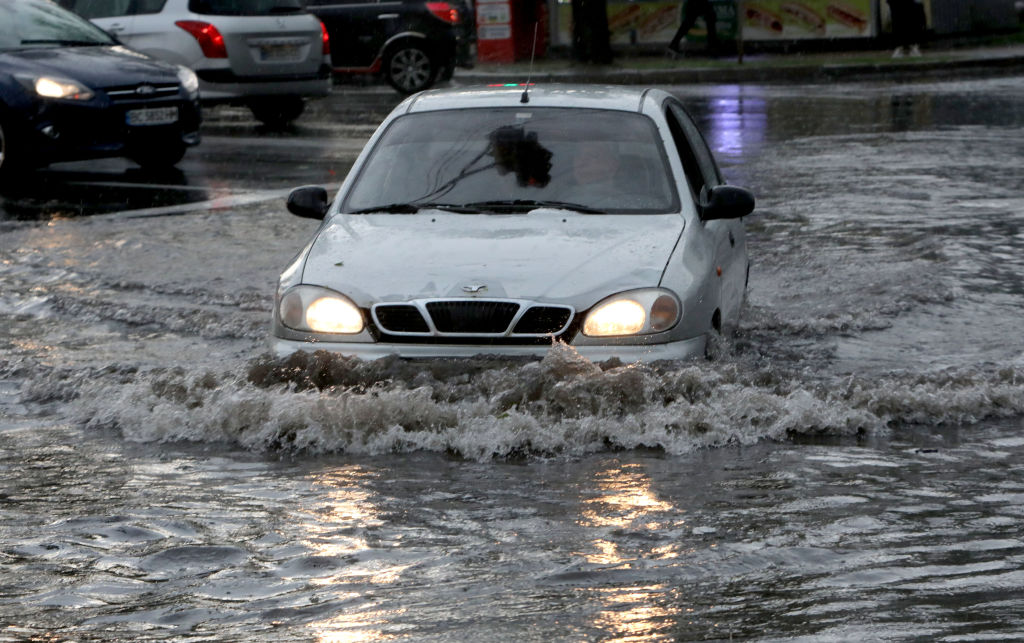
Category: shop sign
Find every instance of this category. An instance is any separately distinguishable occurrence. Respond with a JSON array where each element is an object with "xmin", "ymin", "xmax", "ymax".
[
  {"xmin": 478, "ymin": 0, "xmax": 513, "ymax": 40},
  {"xmin": 742, "ymin": 0, "xmax": 875, "ymax": 39}
]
